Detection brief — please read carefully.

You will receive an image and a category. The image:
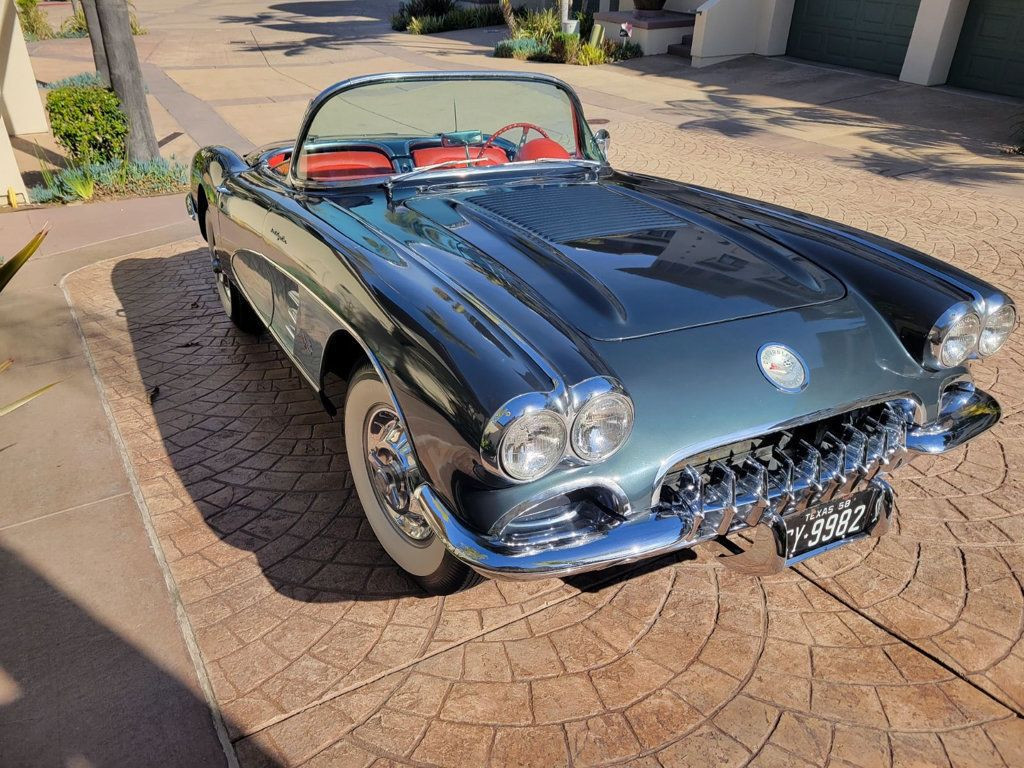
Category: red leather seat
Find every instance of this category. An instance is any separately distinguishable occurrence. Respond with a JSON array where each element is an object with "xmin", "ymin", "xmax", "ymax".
[
  {"xmin": 517, "ymin": 138, "xmax": 570, "ymax": 162},
  {"xmin": 298, "ymin": 150, "xmax": 394, "ymax": 180},
  {"xmin": 411, "ymin": 146, "xmax": 508, "ymax": 168}
]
